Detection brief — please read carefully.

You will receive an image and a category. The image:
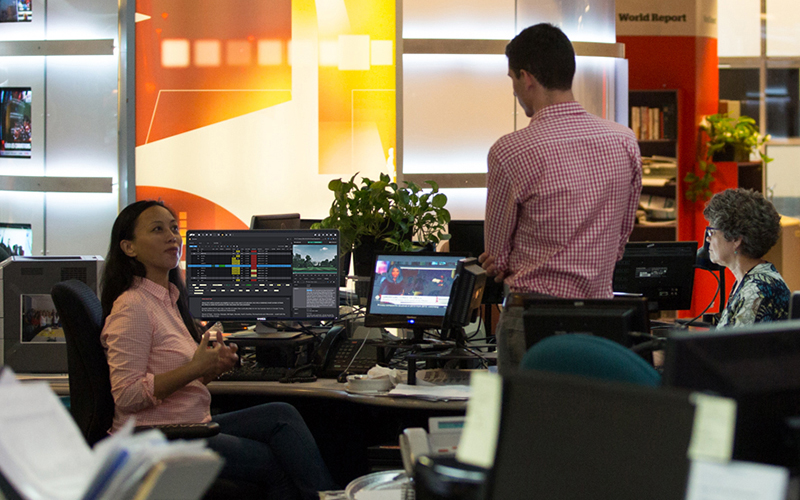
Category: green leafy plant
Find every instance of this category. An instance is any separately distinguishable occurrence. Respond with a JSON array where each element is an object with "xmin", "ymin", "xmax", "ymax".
[
  {"xmin": 684, "ymin": 113, "xmax": 772, "ymax": 202},
  {"xmin": 312, "ymin": 172, "xmax": 451, "ymax": 254},
  {"xmin": 385, "ymin": 178, "xmax": 451, "ymax": 252}
]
